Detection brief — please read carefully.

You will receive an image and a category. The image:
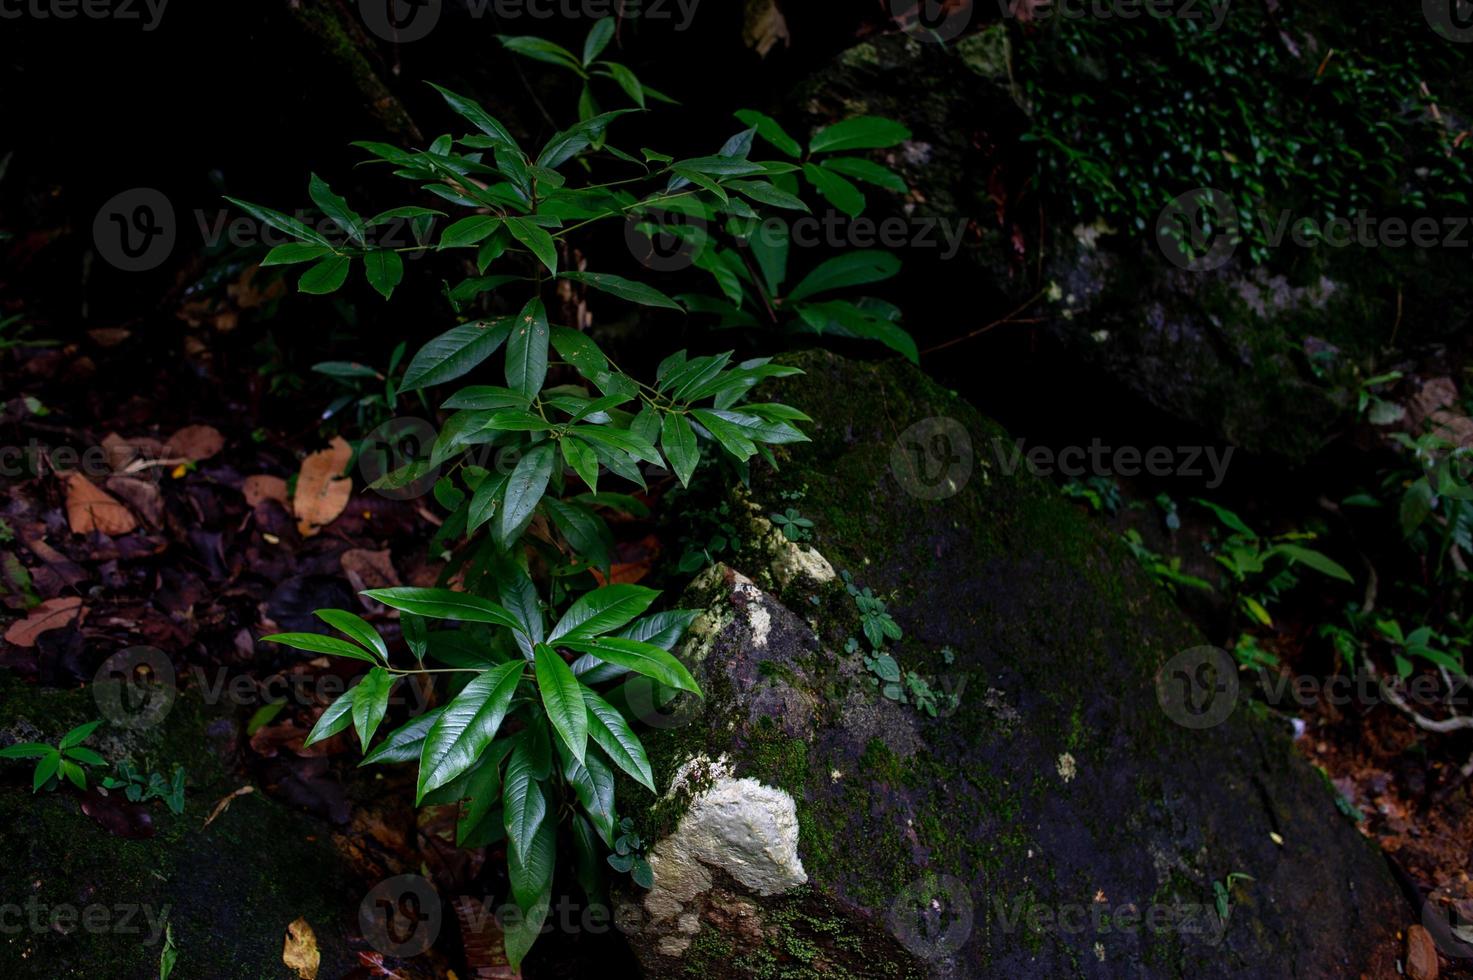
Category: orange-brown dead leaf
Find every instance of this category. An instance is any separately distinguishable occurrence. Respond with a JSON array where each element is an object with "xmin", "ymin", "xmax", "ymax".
[
  {"xmin": 3, "ymin": 595, "xmax": 84, "ymax": 646},
  {"xmin": 64, "ymin": 472, "xmax": 139, "ymax": 535},
  {"xmin": 293, "ymin": 438, "xmax": 353, "ymax": 537}
]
